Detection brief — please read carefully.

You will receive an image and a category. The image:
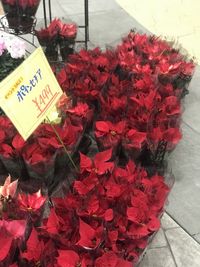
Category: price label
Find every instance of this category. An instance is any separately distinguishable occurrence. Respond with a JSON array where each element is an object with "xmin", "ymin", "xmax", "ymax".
[{"xmin": 0, "ymin": 47, "xmax": 63, "ymax": 140}]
